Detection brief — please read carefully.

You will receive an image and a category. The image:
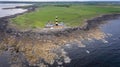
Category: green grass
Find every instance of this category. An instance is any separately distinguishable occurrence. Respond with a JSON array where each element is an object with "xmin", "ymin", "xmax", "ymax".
[{"xmin": 11, "ymin": 5, "xmax": 120, "ymax": 29}]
